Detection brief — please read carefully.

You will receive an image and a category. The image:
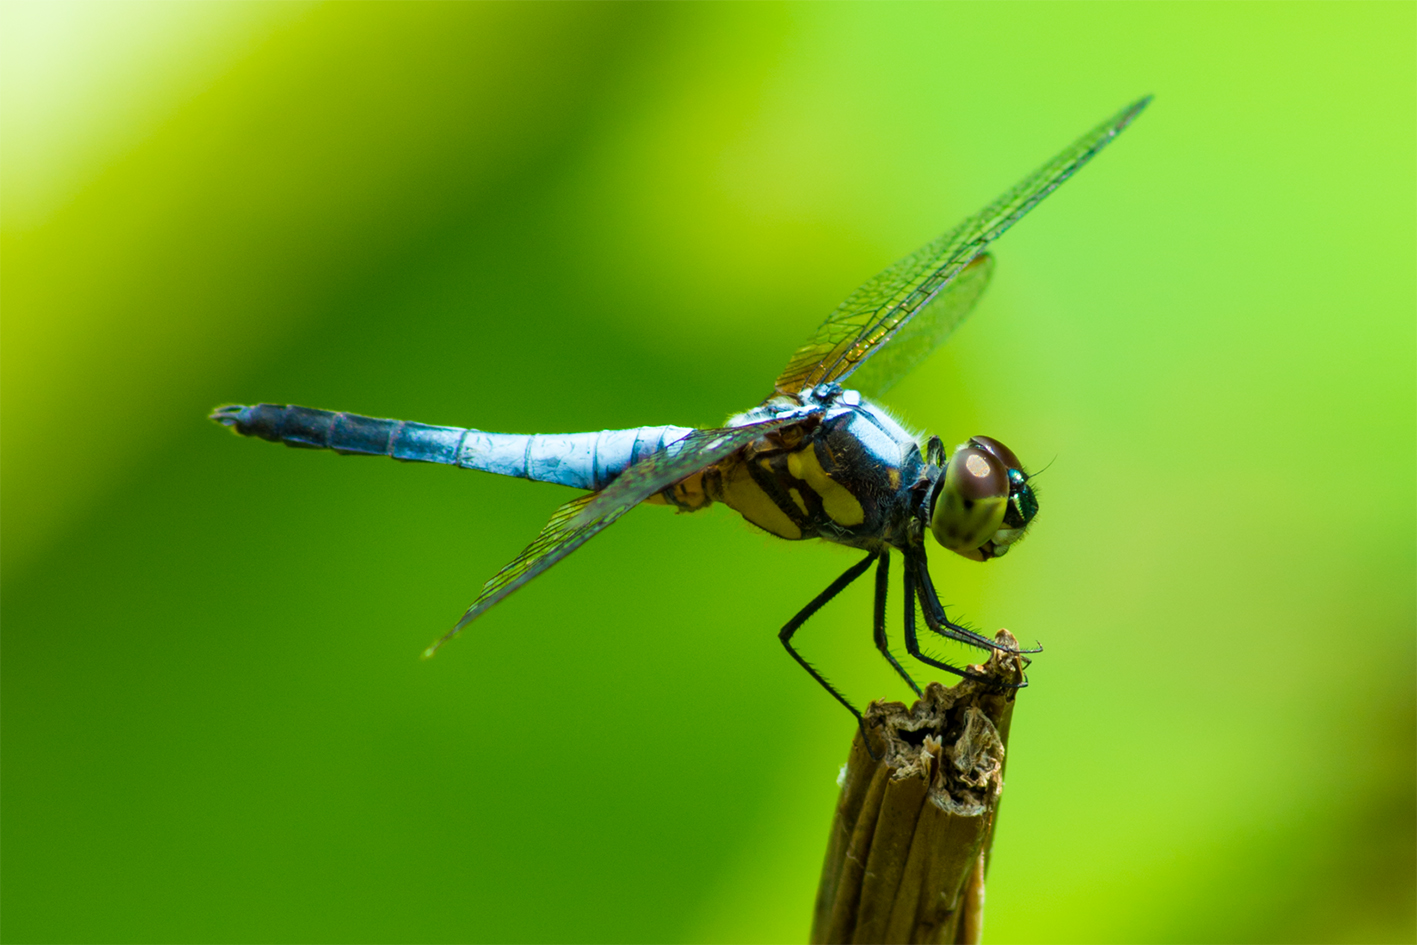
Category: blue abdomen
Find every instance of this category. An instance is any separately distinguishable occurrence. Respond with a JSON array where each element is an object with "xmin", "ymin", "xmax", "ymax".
[{"xmin": 211, "ymin": 404, "xmax": 693, "ymax": 491}]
